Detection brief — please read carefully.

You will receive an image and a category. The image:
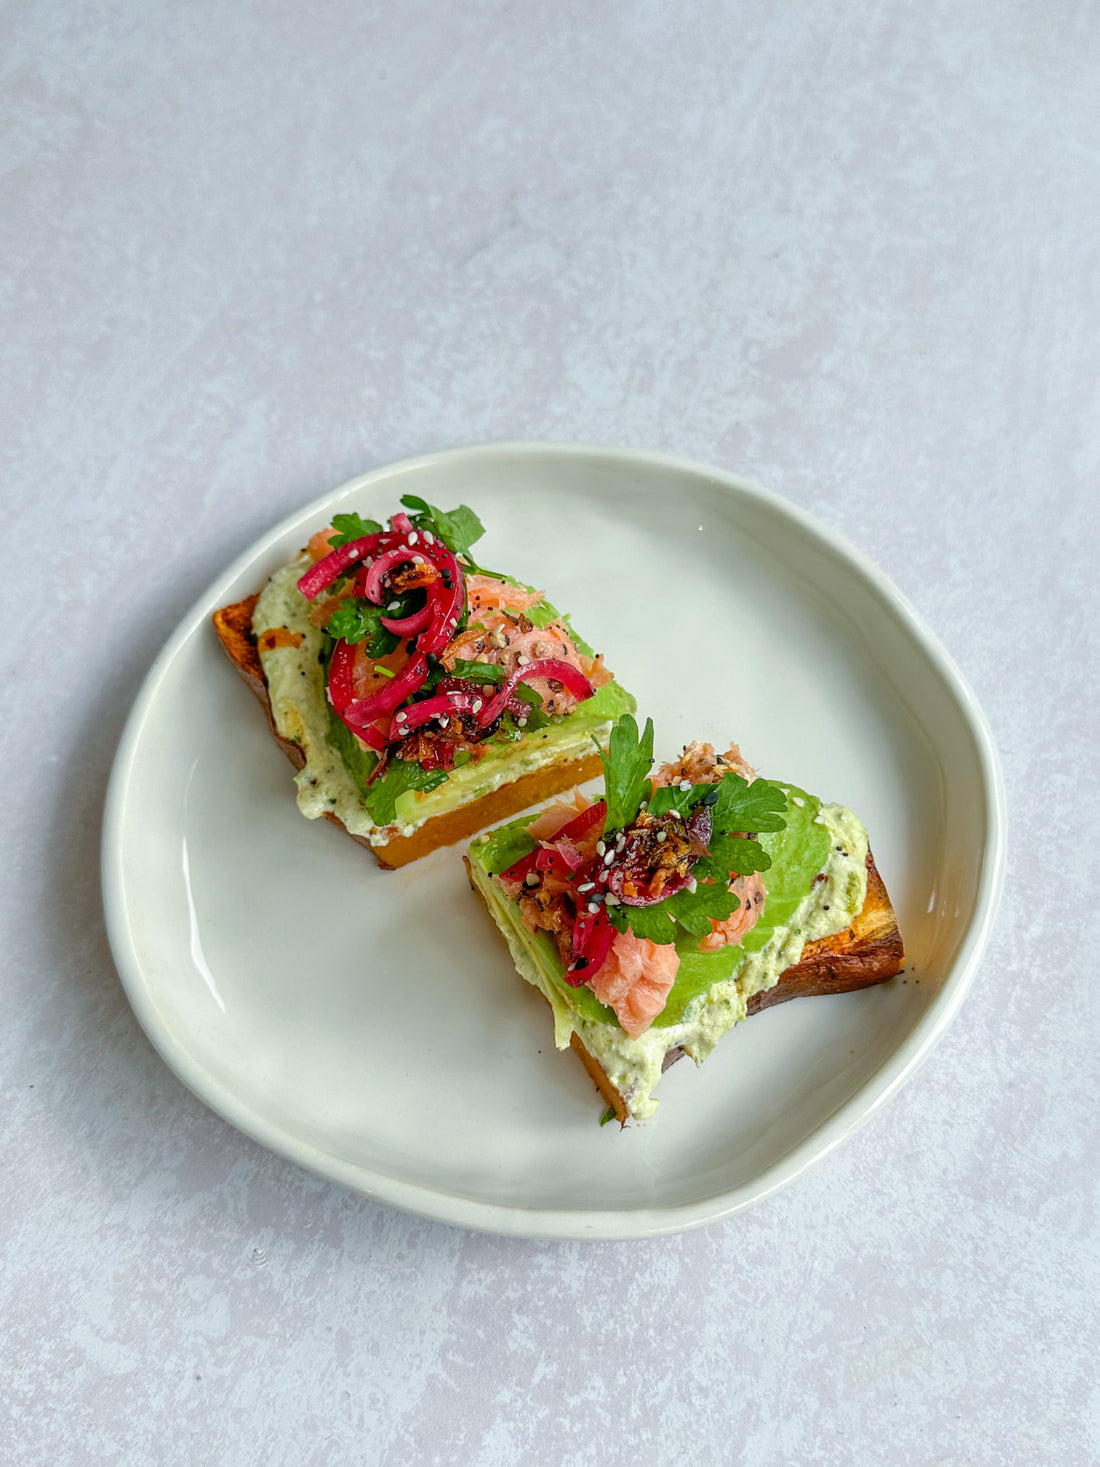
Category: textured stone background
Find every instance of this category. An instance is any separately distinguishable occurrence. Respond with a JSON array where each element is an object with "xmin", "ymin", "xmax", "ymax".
[{"xmin": 2, "ymin": 2, "xmax": 1097, "ymax": 1463}]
